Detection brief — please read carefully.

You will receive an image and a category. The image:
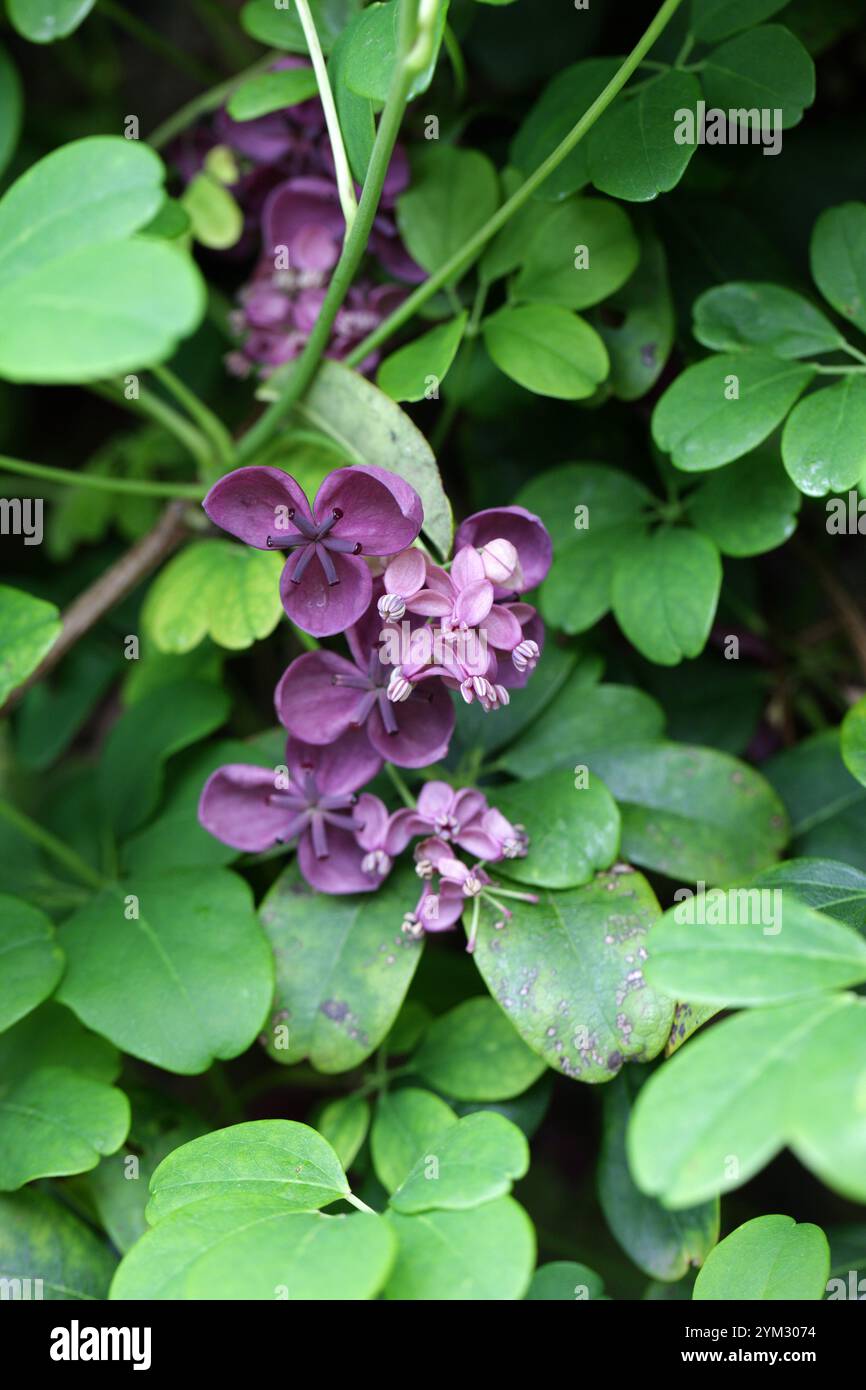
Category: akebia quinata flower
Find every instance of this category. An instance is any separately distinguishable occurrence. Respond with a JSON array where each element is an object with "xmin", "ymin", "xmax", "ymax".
[{"xmin": 202, "ymin": 464, "xmax": 423, "ymax": 636}]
